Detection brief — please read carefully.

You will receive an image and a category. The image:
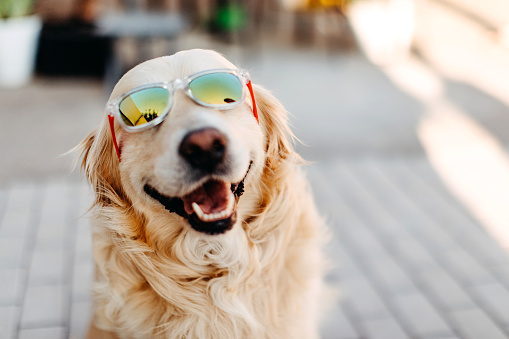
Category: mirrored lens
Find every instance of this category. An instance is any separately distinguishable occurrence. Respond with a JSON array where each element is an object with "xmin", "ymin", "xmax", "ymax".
[
  {"xmin": 189, "ymin": 72, "xmax": 242, "ymax": 105},
  {"xmin": 119, "ymin": 87, "xmax": 169, "ymax": 127}
]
